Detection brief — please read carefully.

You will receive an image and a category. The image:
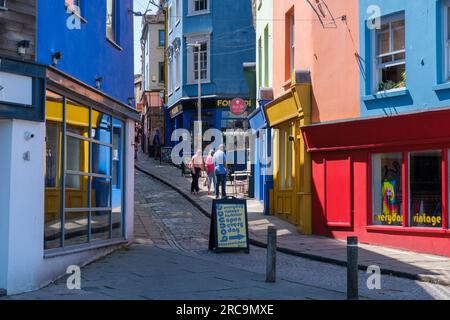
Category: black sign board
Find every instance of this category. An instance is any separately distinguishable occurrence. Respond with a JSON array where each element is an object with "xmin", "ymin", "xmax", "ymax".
[{"xmin": 209, "ymin": 197, "xmax": 250, "ymax": 253}]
